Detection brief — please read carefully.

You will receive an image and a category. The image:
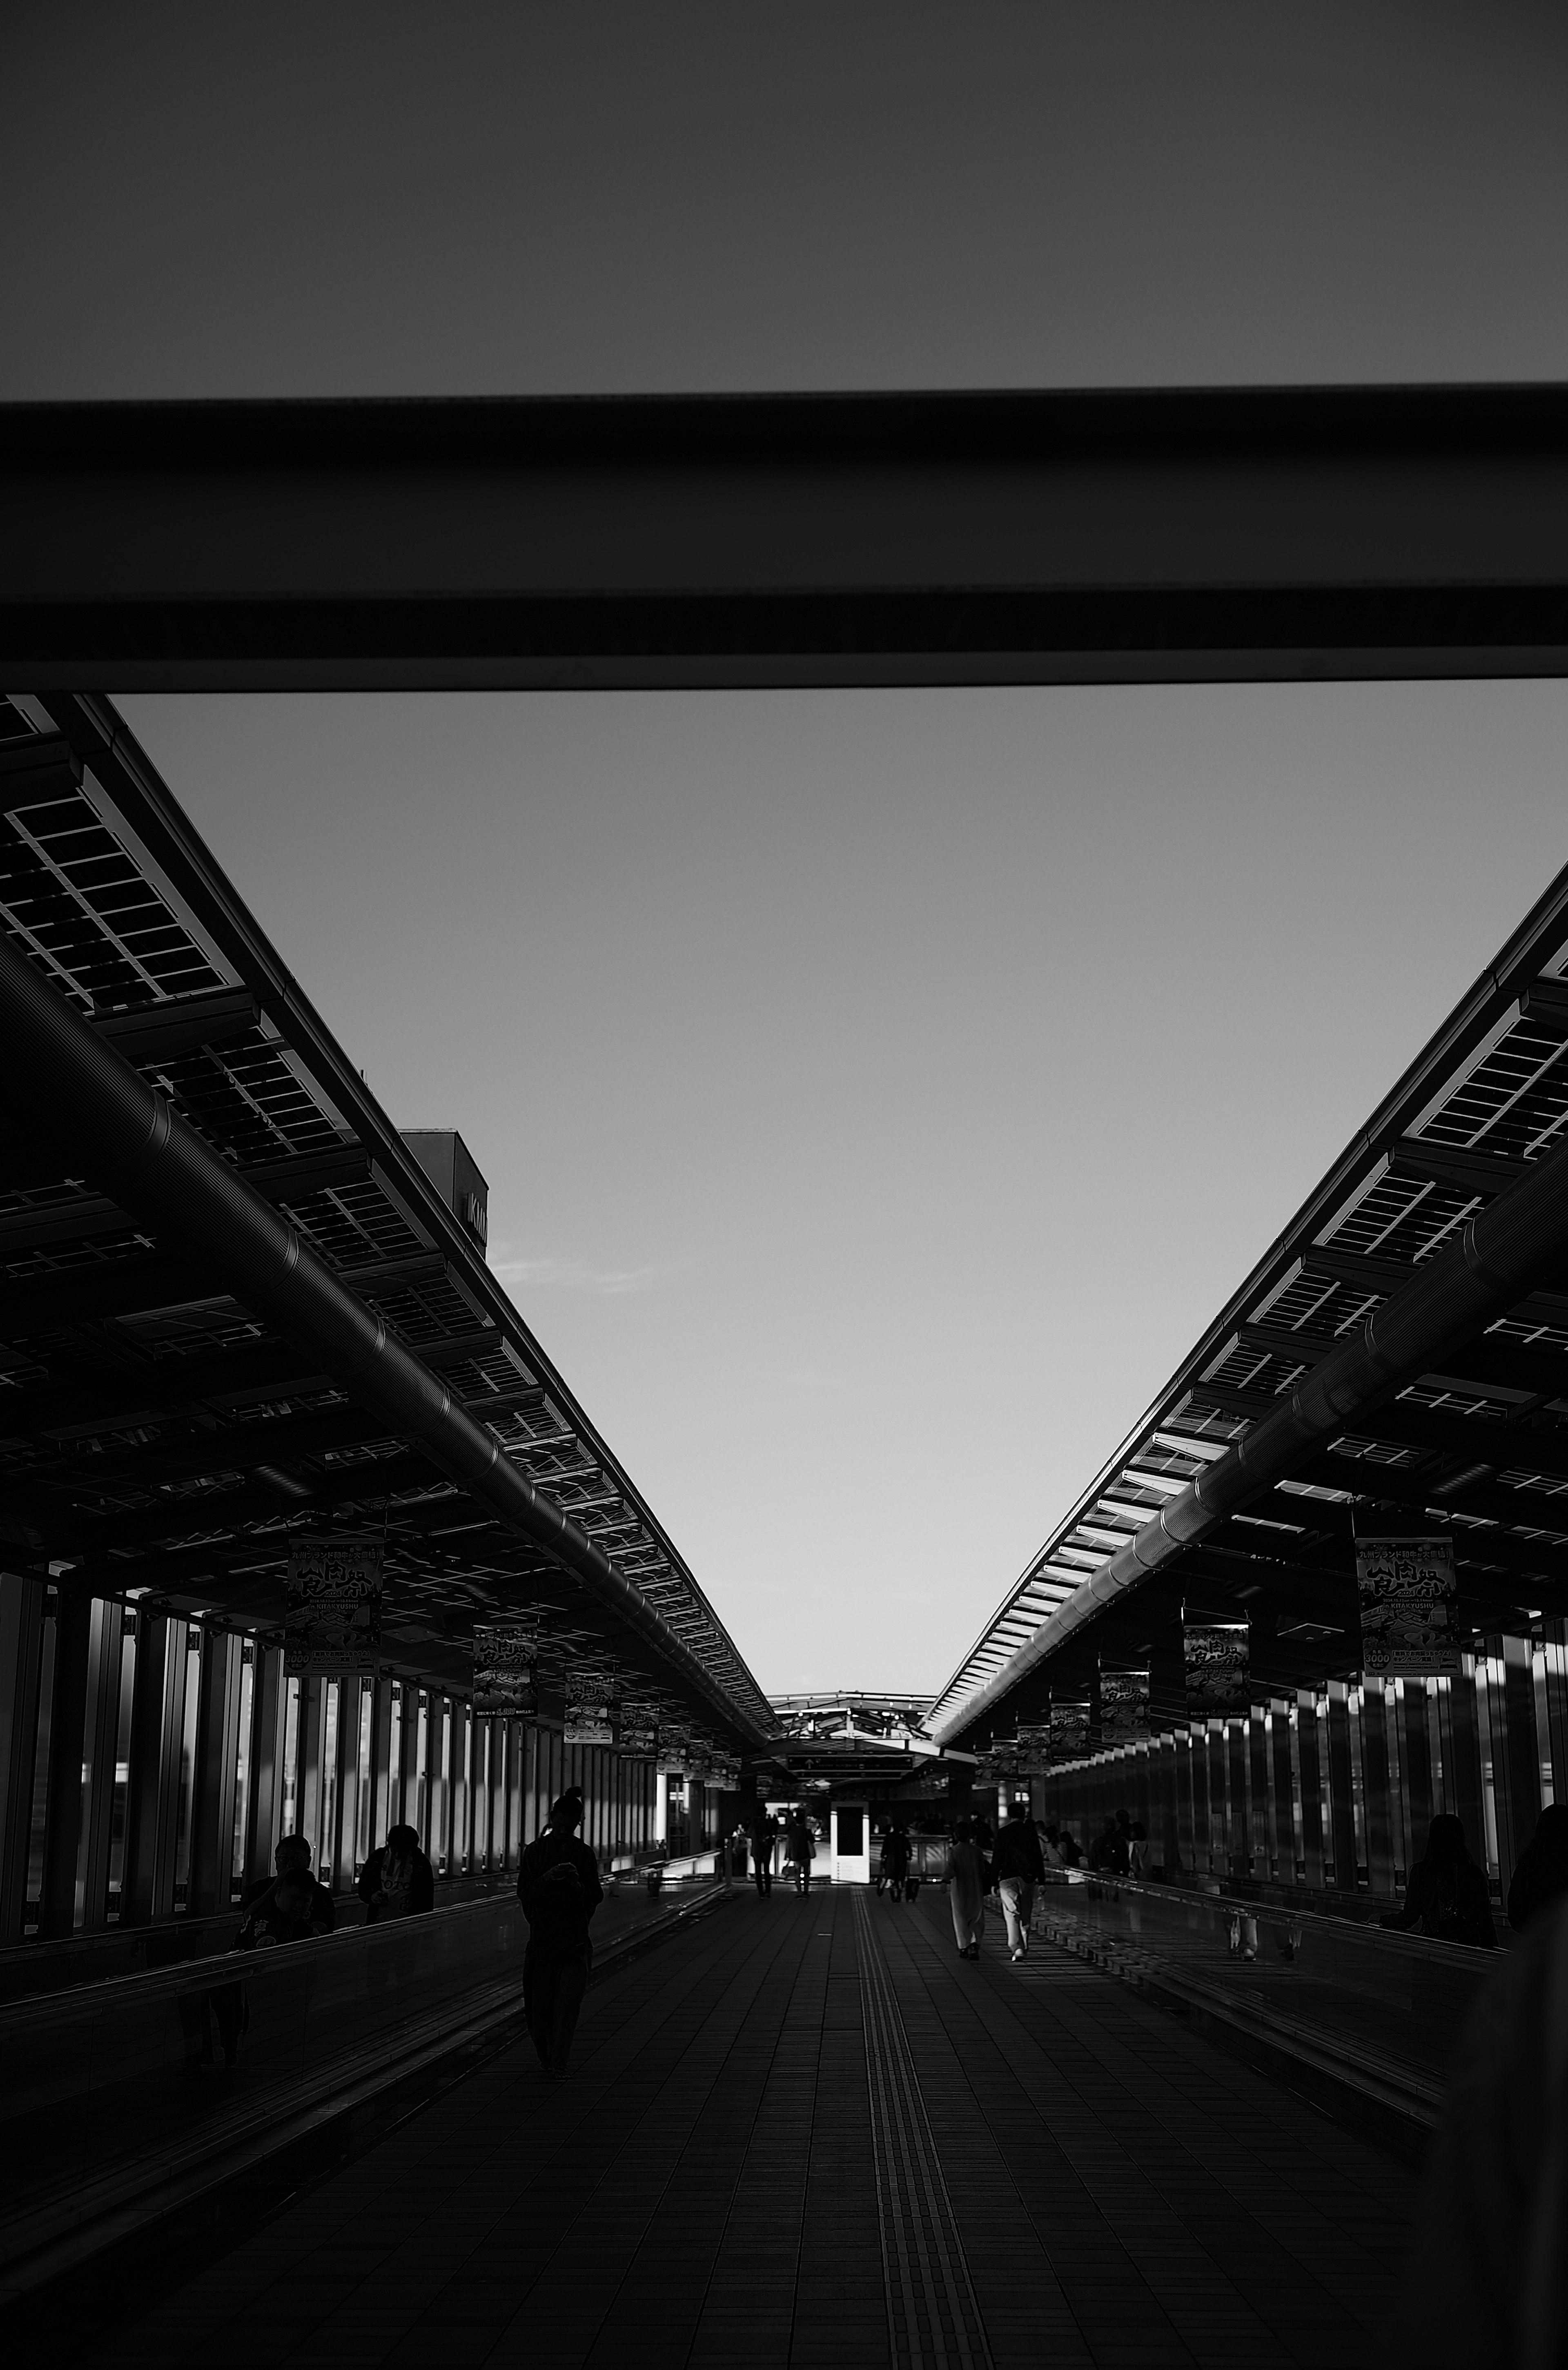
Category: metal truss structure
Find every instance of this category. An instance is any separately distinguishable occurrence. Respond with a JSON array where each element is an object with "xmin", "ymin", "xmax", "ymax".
[
  {"xmin": 0, "ymin": 692, "xmax": 772, "ymax": 1753},
  {"xmin": 929, "ymin": 862, "xmax": 1568, "ymax": 1746}
]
